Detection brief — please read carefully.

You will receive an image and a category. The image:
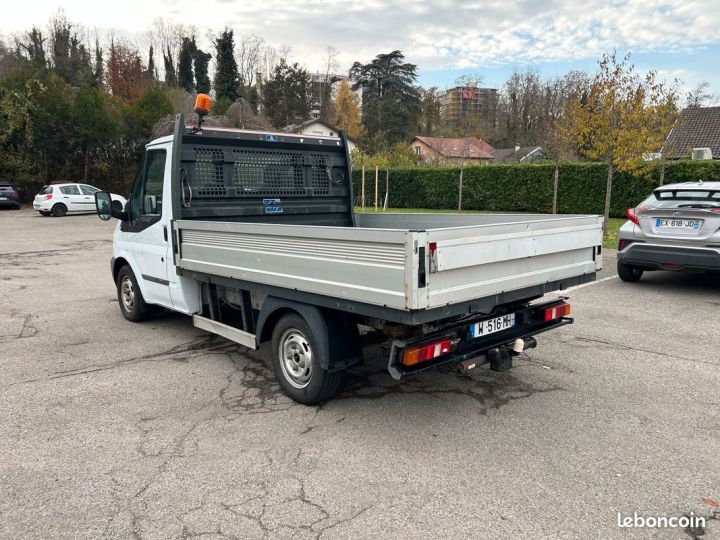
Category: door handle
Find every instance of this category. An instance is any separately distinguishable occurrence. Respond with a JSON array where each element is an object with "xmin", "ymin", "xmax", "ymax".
[{"xmin": 163, "ymin": 226, "xmax": 168, "ymax": 242}]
